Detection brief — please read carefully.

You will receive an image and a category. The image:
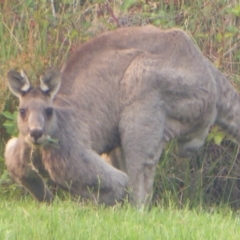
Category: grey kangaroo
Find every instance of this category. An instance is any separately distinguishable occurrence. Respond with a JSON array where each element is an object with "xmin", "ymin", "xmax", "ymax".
[{"xmin": 5, "ymin": 25, "xmax": 240, "ymax": 206}]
